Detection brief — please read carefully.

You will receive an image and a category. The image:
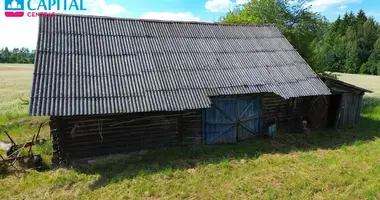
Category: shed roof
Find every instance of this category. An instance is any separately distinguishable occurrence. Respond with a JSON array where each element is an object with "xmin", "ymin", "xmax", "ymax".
[
  {"xmin": 29, "ymin": 14, "xmax": 331, "ymax": 116},
  {"xmin": 322, "ymin": 76, "xmax": 373, "ymax": 94}
]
